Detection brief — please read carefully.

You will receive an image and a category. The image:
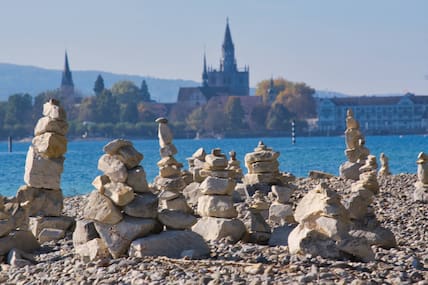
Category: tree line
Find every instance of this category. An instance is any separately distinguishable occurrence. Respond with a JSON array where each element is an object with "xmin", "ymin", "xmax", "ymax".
[{"xmin": 0, "ymin": 76, "xmax": 317, "ymax": 139}]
